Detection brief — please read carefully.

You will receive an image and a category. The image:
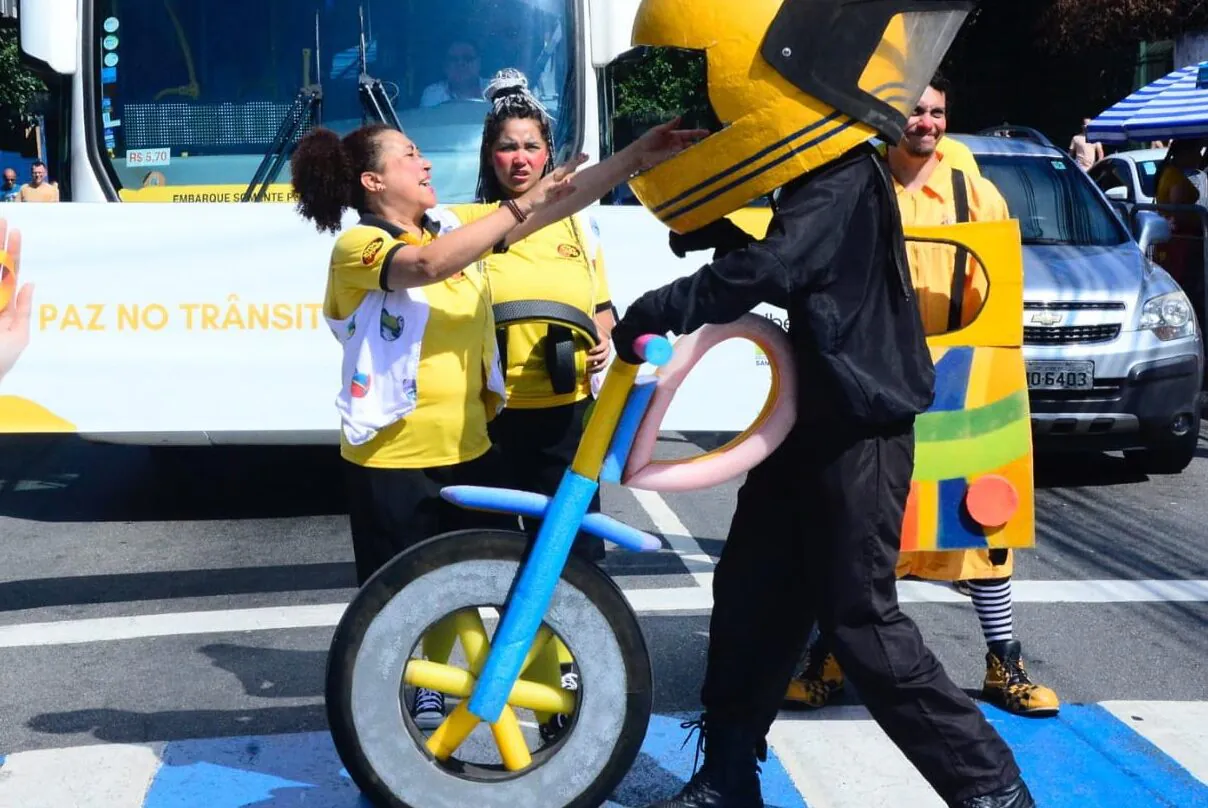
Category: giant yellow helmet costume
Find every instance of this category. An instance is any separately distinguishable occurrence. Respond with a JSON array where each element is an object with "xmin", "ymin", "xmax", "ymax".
[{"xmin": 614, "ymin": 0, "xmax": 976, "ymax": 233}]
